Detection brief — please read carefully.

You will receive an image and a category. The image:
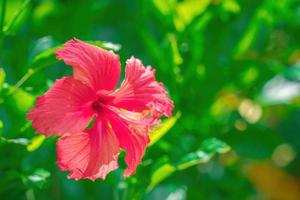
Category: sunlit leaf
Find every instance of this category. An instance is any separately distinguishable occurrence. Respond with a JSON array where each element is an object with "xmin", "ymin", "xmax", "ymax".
[
  {"xmin": 169, "ymin": 34, "xmax": 182, "ymax": 65},
  {"xmin": 3, "ymin": 85, "xmax": 35, "ymax": 114},
  {"xmin": 234, "ymin": 20, "xmax": 258, "ymax": 56},
  {"xmin": 242, "ymin": 66, "xmax": 259, "ymax": 85},
  {"xmin": 27, "ymin": 135, "xmax": 45, "ymax": 152},
  {"xmin": 153, "ymin": 0, "xmax": 176, "ymax": 15},
  {"xmin": 174, "ymin": 0, "xmax": 211, "ymax": 31},
  {"xmin": 222, "ymin": 0, "xmax": 240, "ymax": 14},
  {"xmin": 33, "ymin": 1, "xmax": 57, "ymax": 24},
  {"xmin": 149, "ymin": 112, "xmax": 181, "ymax": 146},
  {"xmin": 0, "ymin": 68, "xmax": 5, "ymax": 91},
  {"xmin": 147, "ymin": 163, "xmax": 176, "ymax": 192}
]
